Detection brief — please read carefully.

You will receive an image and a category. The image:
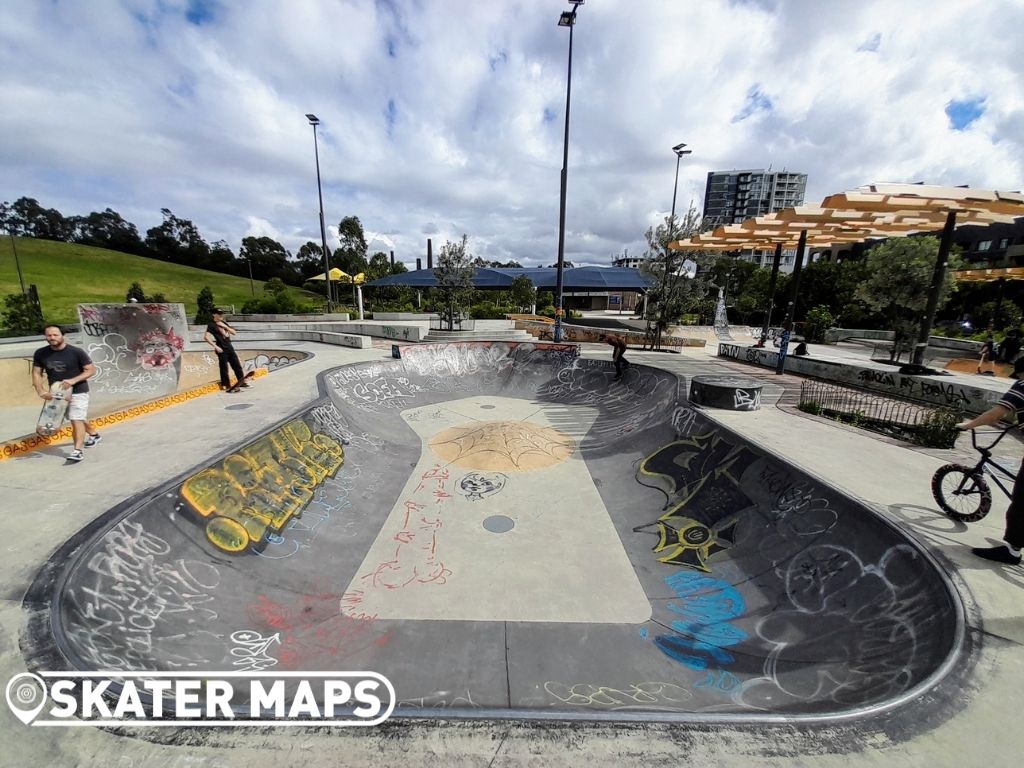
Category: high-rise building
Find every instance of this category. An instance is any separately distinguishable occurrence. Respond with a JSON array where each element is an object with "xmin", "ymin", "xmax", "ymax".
[
  {"xmin": 703, "ymin": 169, "xmax": 808, "ymax": 224},
  {"xmin": 702, "ymin": 169, "xmax": 808, "ymax": 268}
]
